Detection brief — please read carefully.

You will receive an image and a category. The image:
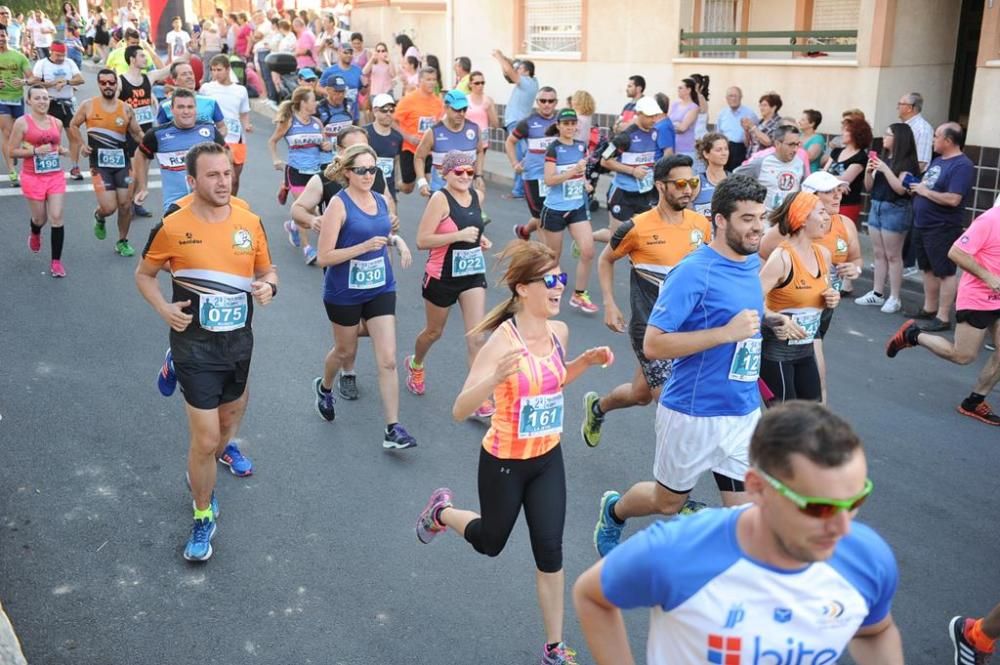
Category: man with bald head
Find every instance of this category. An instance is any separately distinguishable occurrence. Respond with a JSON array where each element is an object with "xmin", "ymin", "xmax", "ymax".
[
  {"xmin": 906, "ymin": 121, "xmax": 975, "ymax": 332},
  {"xmin": 715, "ymin": 86, "xmax": 756, "ymax": 170}
]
